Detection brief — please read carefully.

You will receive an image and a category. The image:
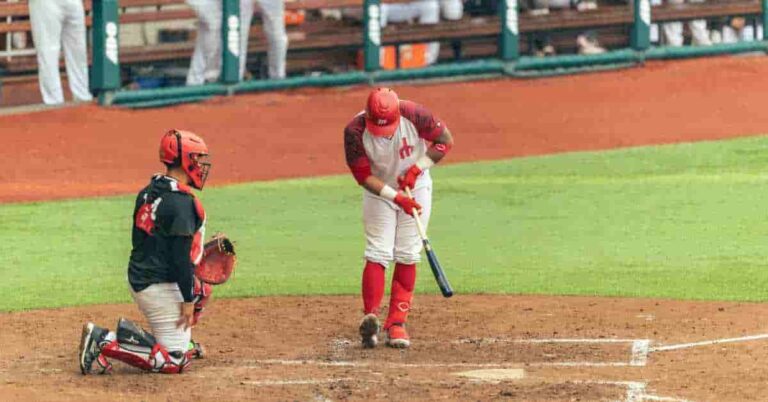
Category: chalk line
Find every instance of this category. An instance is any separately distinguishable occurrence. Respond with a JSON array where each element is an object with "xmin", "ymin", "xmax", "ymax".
[
  {"xmin": 456, "ymin": 337, "xmax": 646, "ymax": 344},
  {"xmin": 252, "ymin": 359, "xmax": 633, "ymax": 368},
  {"xmin": 241, "ymin": 378, "xmax": 356, "ymax": 386},
  {"xmin": 649, "ymin": 333, "xmax": 768, "ymax": 353}
]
